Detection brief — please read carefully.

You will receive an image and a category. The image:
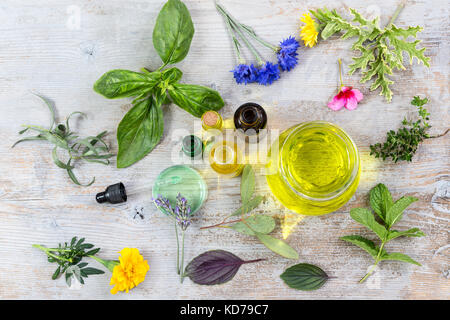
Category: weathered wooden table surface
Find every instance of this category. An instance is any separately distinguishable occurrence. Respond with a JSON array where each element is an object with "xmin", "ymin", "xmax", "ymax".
[{"xmin": 0, "ymin": 0, "xmax": 448, "ymax": 300}]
